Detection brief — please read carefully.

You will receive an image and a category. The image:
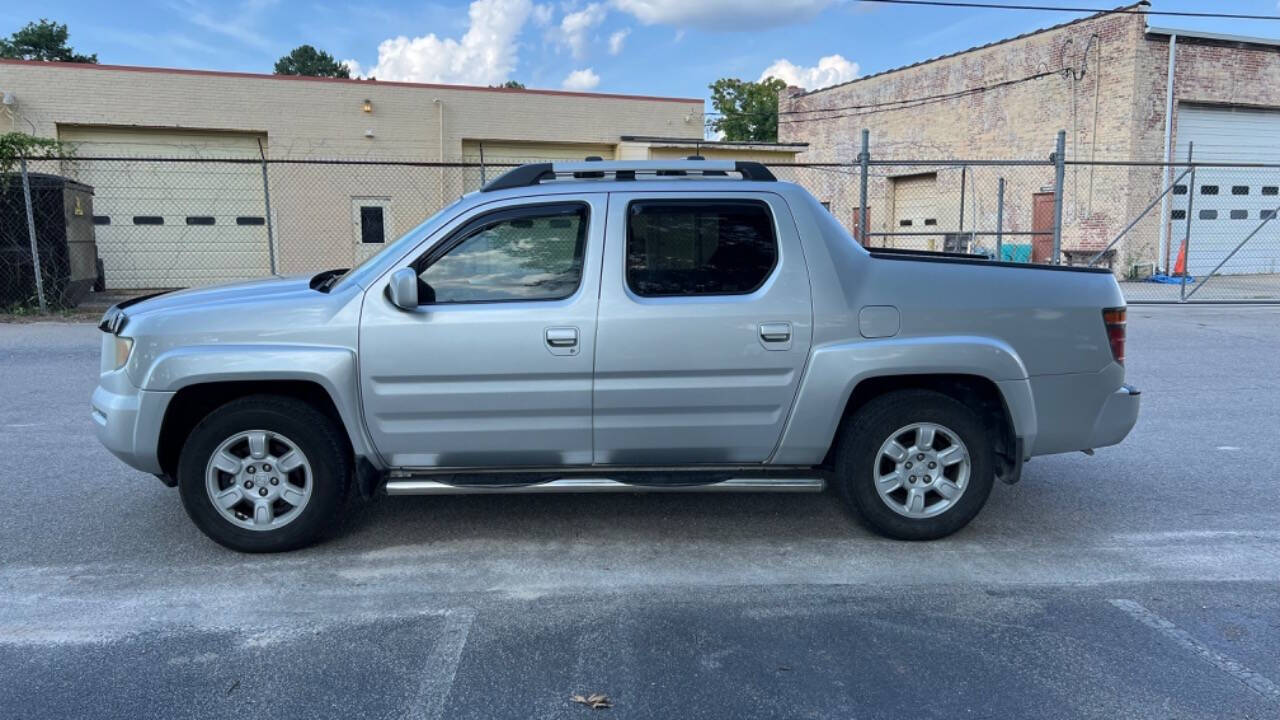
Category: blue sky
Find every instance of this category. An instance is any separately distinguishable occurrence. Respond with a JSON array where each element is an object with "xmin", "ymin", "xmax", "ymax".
[{"xmin": 4, "ymin": 0, "xmax": 1280, "ymax": 100}]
